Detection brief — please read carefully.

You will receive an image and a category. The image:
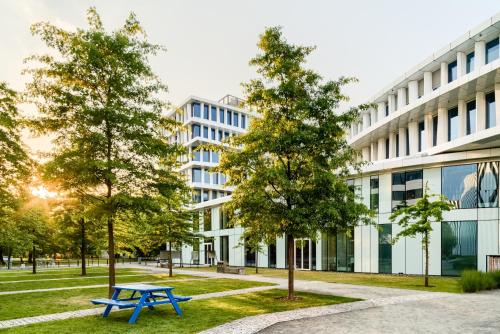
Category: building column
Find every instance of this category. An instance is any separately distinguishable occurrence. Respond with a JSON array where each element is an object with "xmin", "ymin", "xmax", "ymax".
[
  {"xmin": 389, "ymin": 132, "xmax": 397, "ymax": 158},
  {"xmin": 370, "ymin": 108, "xmax": 377, "ymax": 125},
  {"xmin": 397, "ymin": 88, "xmax": 406, "ymax": 110},
  {"xmin": 361, "ymin": 146, "xmax": 371, "ymax": 162},
  {"xmin": 388, "ymin": 94, "xmax": 396, "ymax": 113},
  {"xmin": 398, "ymin": 127, "xmax": 407, "ymax": 156},
  {"xmin": 437, "ymin": 107, "xmax": 448, "ymax": 145},
  {"xmin": 475, "ymin": 40, "xmax": 486, "ymax": 70},
  {"xmin": 424, "ymin": 113, "xmax": 433, "ymax": 149},
  {"xmin": 186, "ymin": 103, "xmax": 192, "ymax": 120},
  {"xmin": 377, "ymin": 102, "xmax": 386, "ymax": 121},
  {"xmin": 370, "ymin": 142, "xmax": 378, "ymax": 162},
  {"xmin": 377, "ymin": 138, "xmax": 386, "ymax": 160},
  {"xmin": 408, "ymin": 81, "xmax": 418, "ymax": 103},
  {"xmin": 440, "ymin": 62, "xmax": 448, "ymax": 87},
  {"xmin": 423, "ymin": 71, "xmax": 432, "ymax": 95},
  {"xmin": 408, "ymin": 121, "xmax": 419, "ymax": 155},
  {"xmin": 362, "ymin": 110, "xmax": 370, "ymax": 131},
  {"xmin": 458, "ymin": 99, "xmax": 466, "ymax": 137},
  {"xmin": 476, "ymin": 91, "xmax": 486, "ymax": 131},
  {"xmin": 495, "ymin": 83, "xmax": 500, "ymax": 127},
  {"xmin": 457, "ymin": 52, "xmax": 466, "ymax": 78}
]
